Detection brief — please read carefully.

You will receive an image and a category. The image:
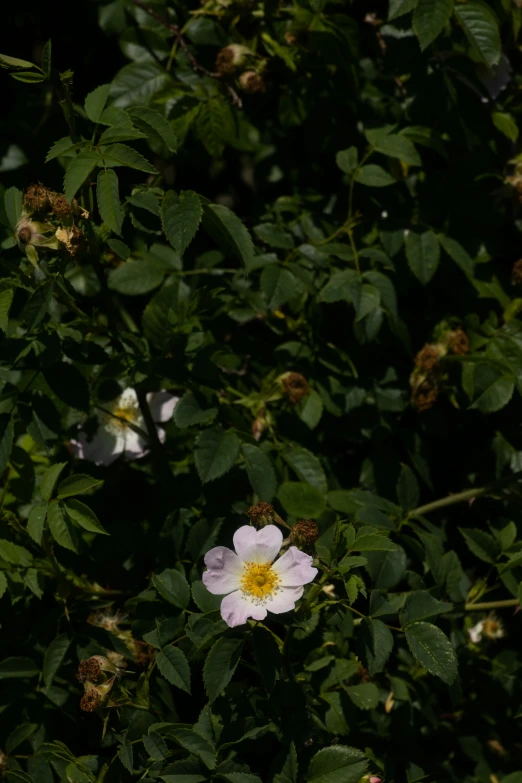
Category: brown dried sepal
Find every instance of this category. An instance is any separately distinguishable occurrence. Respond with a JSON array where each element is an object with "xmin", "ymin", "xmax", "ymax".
[
  {"xmin": 80, "ymin": 687, "xmax": 101, "ymax": 712},
  {"xmin": 414, "ymin": 344, "xmax": 444, "ymax": 372},
  {"xmin": 292, "ymin": 519, "xmax": 319, "ymax": 548},
  {"xmin": 410, "ymin": 372, "xmax": 440, "ymax": 412},
  {"xmin": 246, "ymin": 501, "xmax": 274, "ymax": 527},
  {"xmin": 77, "ymin": 657, "xmax": 103, "ymax": 683},
  {"xmin": 282, "ymin": 372, "xmax": 310, "ymax": 405},
  {"xmin": 56, "ymin": 225, "xmax": 88, "ymax": 259},
  {"xmin": 134, "ymin": 640, "xmax": 155, "ymax": 668},
  {"xmin": 24, "ymin": 183, "xmax": 52, "ymax": 215},
  {"xmin": 50, "ymin": 192, "xmax": 76, "ymax": 221},
  {"xmin": 446, "ymin": 327, "xmax": 470, "ymax": 355}
]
